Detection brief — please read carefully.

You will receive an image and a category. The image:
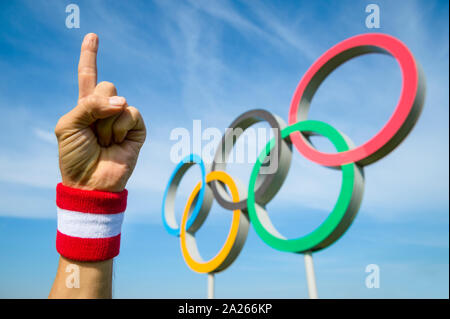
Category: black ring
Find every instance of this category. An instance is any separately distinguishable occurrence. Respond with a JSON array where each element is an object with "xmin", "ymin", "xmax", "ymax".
[{"xmin": 210, "ymin": 109, "xmax": 292, "ymax": 210}]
